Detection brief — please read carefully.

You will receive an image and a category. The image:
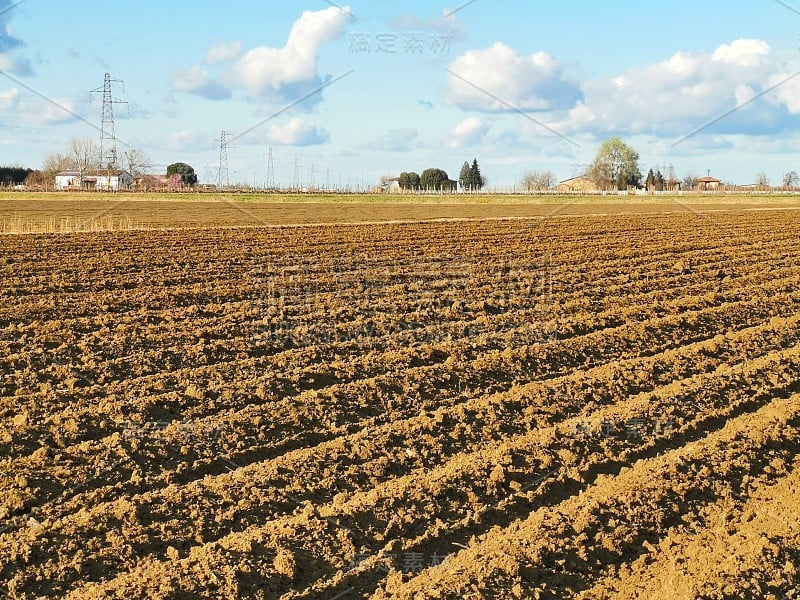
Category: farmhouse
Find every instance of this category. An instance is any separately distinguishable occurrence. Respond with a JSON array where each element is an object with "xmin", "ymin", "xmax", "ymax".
[
  {"xmin": 443, "ymin": 179, "xmax": 458, "ymax": 192},
  {"xmin": 384, "ymin": 177, "xmax": 401, "ymax": 193},
  {"xmin": 555, "ymin": 175, "xmax": 595, "ymax": 193},
  {"xmin": 55, "ymin": 170, "xmax": 133, "ymax": 191},
  {"xmin": 697, "ymin": 176, "xmax": 721, "ymax": 191}
]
